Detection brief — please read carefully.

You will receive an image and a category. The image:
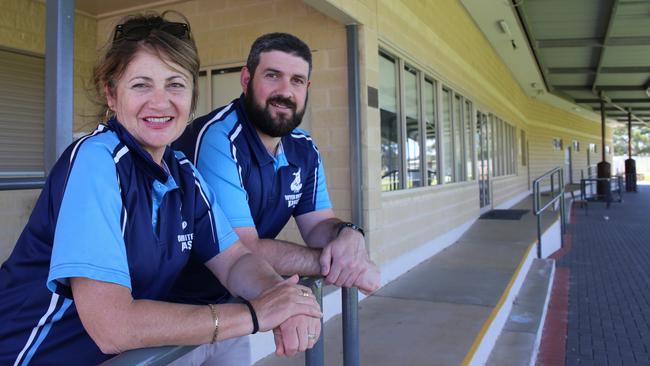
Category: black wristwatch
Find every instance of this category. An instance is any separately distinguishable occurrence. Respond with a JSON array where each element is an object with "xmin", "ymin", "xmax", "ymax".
[{"xmin": 337, "ymin": 222, "xmax": 365, "ymax": 237}]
